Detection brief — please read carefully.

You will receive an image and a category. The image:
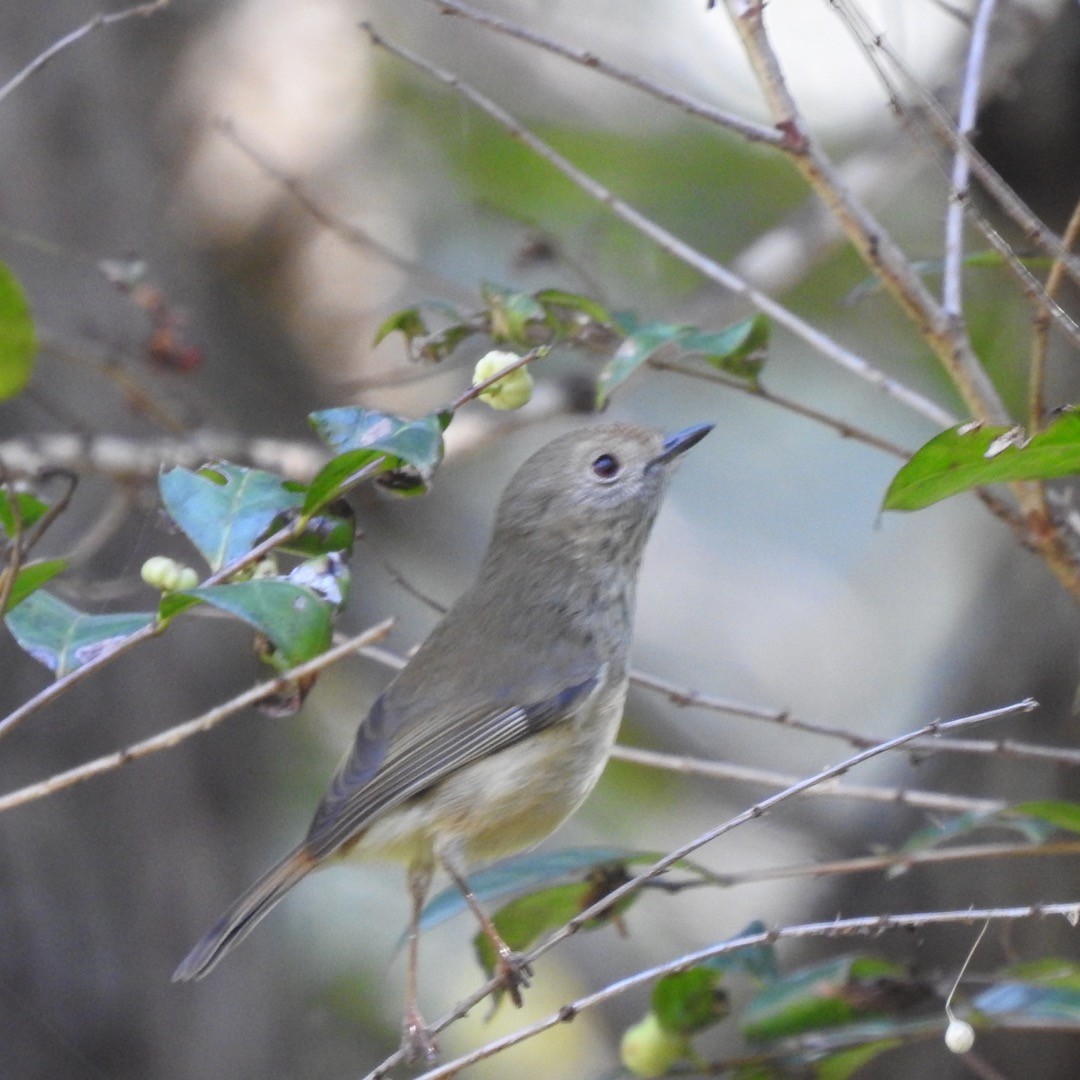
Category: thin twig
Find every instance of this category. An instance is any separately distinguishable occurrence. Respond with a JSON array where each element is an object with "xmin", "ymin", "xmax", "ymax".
[
  {"xmin": 942, "ymin": 0, "xmax": 998, "ymax": 319},
  {"xmin": 362, "ymin": 698, "xmax": 1037, "ymax": 1078},
  {"xmin": 610, "ymin": 745, "xmax": 1004, "ymax": 815},
  {"xmin": 1030, "ymin": 196, "xmax": 1080, "ymax": 432},
  {"xmin": 402, "ymin": 897, "xmax": 1078, "ymax": 1080},
  {"xmin": 705, "ymin": 840, "xmax": 1080, "ymax": 890},
  {"xmin": 630, "ymin": 668, "xmax": 1080, "ymax": 767},
  {"xmin": 427, "ymin": 0, "xmax": 784, "ymax": 147},
  {"xmin": 0, "ymin": 0, "xmax": 170, "ymax": 106},
  {"xmin": 0, "ymin": 620, "xmax": 394, "ymax": 814},
  {"xmin": 360, "ymin": 21, "xmax": 958, "ymax": 430}
]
